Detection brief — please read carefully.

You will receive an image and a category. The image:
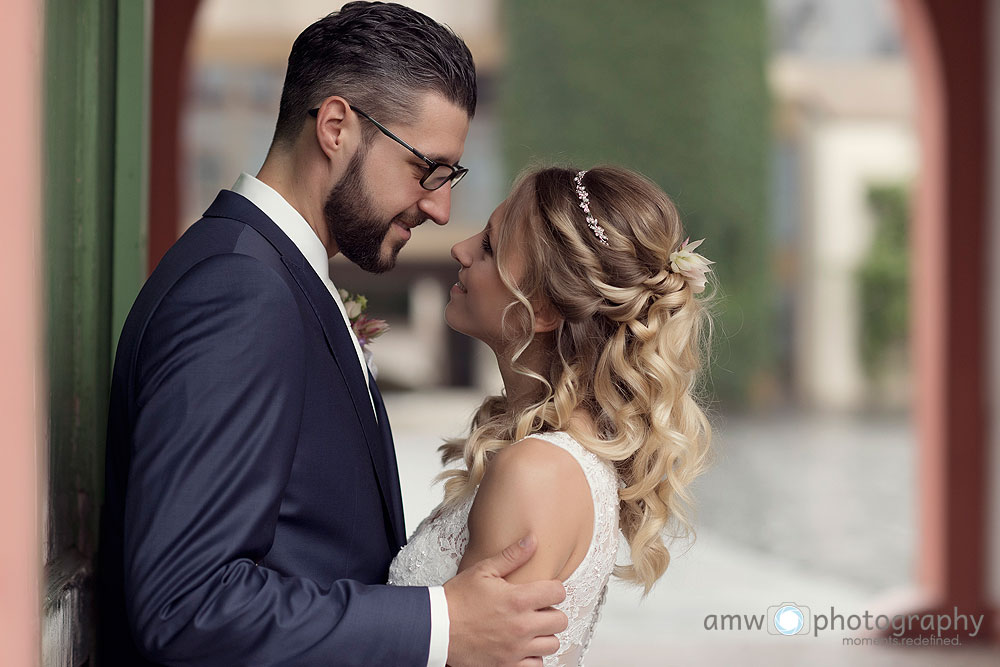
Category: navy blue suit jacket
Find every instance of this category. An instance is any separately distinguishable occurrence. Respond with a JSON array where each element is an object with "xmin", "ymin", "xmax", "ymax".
[{"xmin": 98, "ymin": 190, "xmax": 431, "ymax": 665}]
